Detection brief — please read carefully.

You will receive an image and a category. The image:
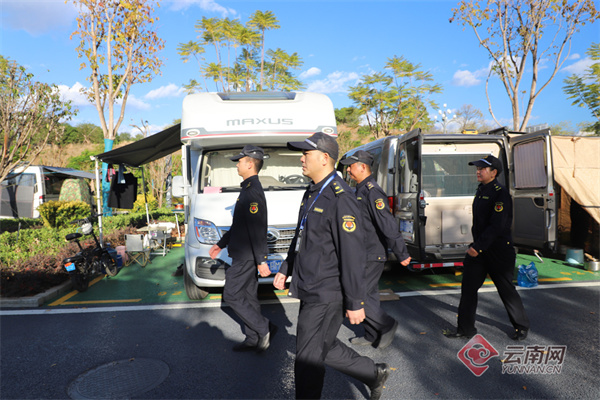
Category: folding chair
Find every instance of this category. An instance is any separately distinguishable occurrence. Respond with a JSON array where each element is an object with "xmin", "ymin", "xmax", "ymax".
[{"xmin": 125, "ymin": 234, "xmax": 150, "ymax": 267}]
